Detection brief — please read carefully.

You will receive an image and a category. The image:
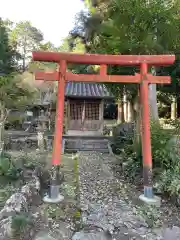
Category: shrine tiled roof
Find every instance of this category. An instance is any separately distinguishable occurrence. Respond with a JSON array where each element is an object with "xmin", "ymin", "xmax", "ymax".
[{"xmin": 65, "ymin": 82, "xmax": 113, "ymax": 99}]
